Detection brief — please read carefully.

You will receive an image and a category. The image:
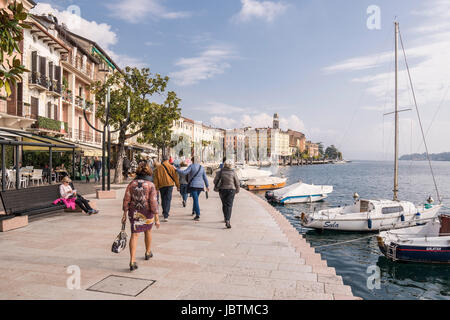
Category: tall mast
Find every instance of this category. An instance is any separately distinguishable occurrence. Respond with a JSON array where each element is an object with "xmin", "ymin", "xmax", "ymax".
[{"xmin": 393, "ymin": 22, "xmax": 399, "ymax": 201}]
